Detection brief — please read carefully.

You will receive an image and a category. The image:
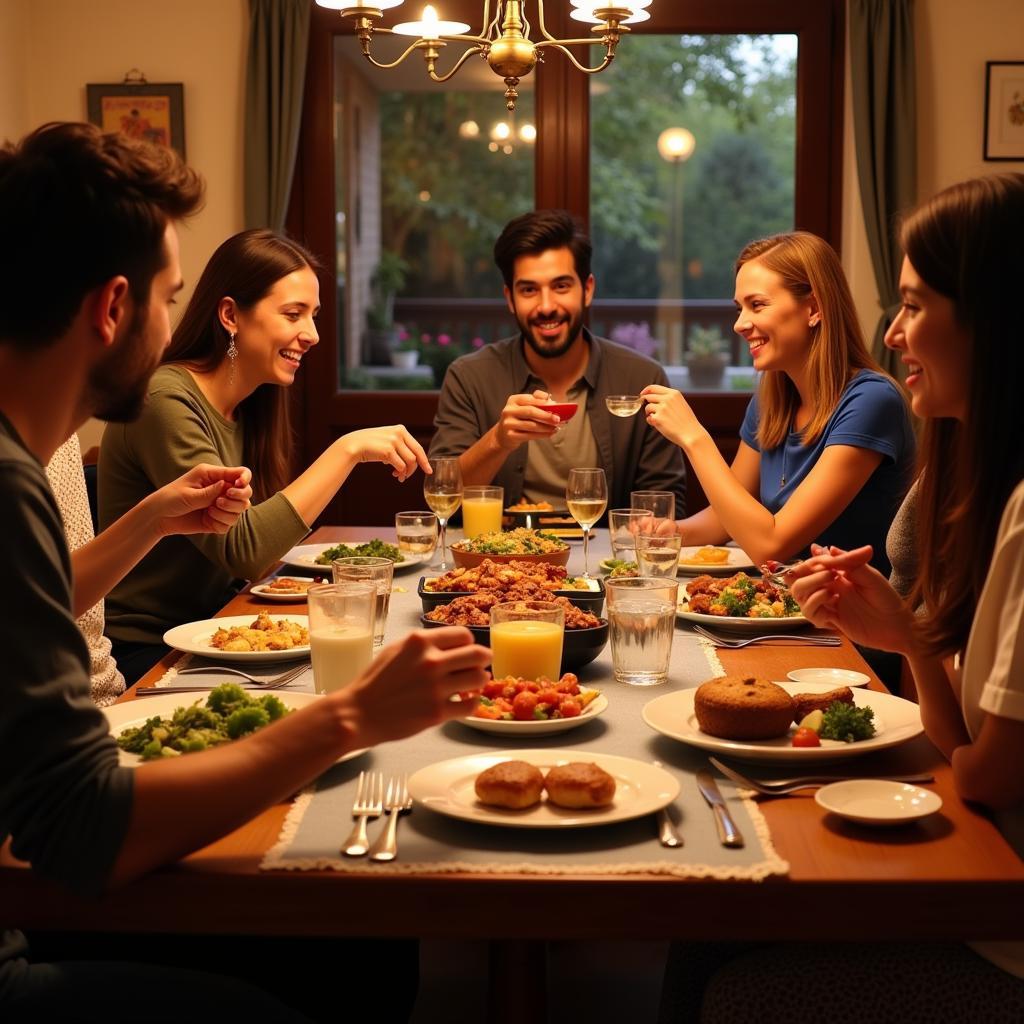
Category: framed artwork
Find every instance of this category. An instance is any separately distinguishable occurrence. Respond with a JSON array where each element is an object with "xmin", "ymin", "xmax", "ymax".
[
  {"xmin": 87, "ymin": 81, "xmax": 185, "ymax": 156},
  {"xmin": 984, "ymin": 61, "xmax": 1024, "ymax": 161}
]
